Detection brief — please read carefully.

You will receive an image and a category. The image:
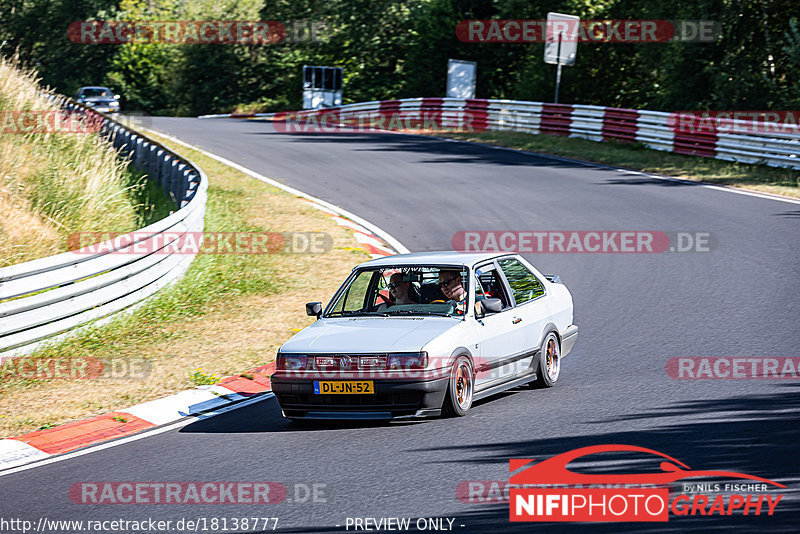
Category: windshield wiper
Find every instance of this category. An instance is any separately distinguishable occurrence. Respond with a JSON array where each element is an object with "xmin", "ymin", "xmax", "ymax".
[
  {"xmin": 384, "ymin": 310, "xmax": 453, "ymax": 317},
  {"xmin": 326, "ymin": 310, "xmax": 390, "ymax": 317}
]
